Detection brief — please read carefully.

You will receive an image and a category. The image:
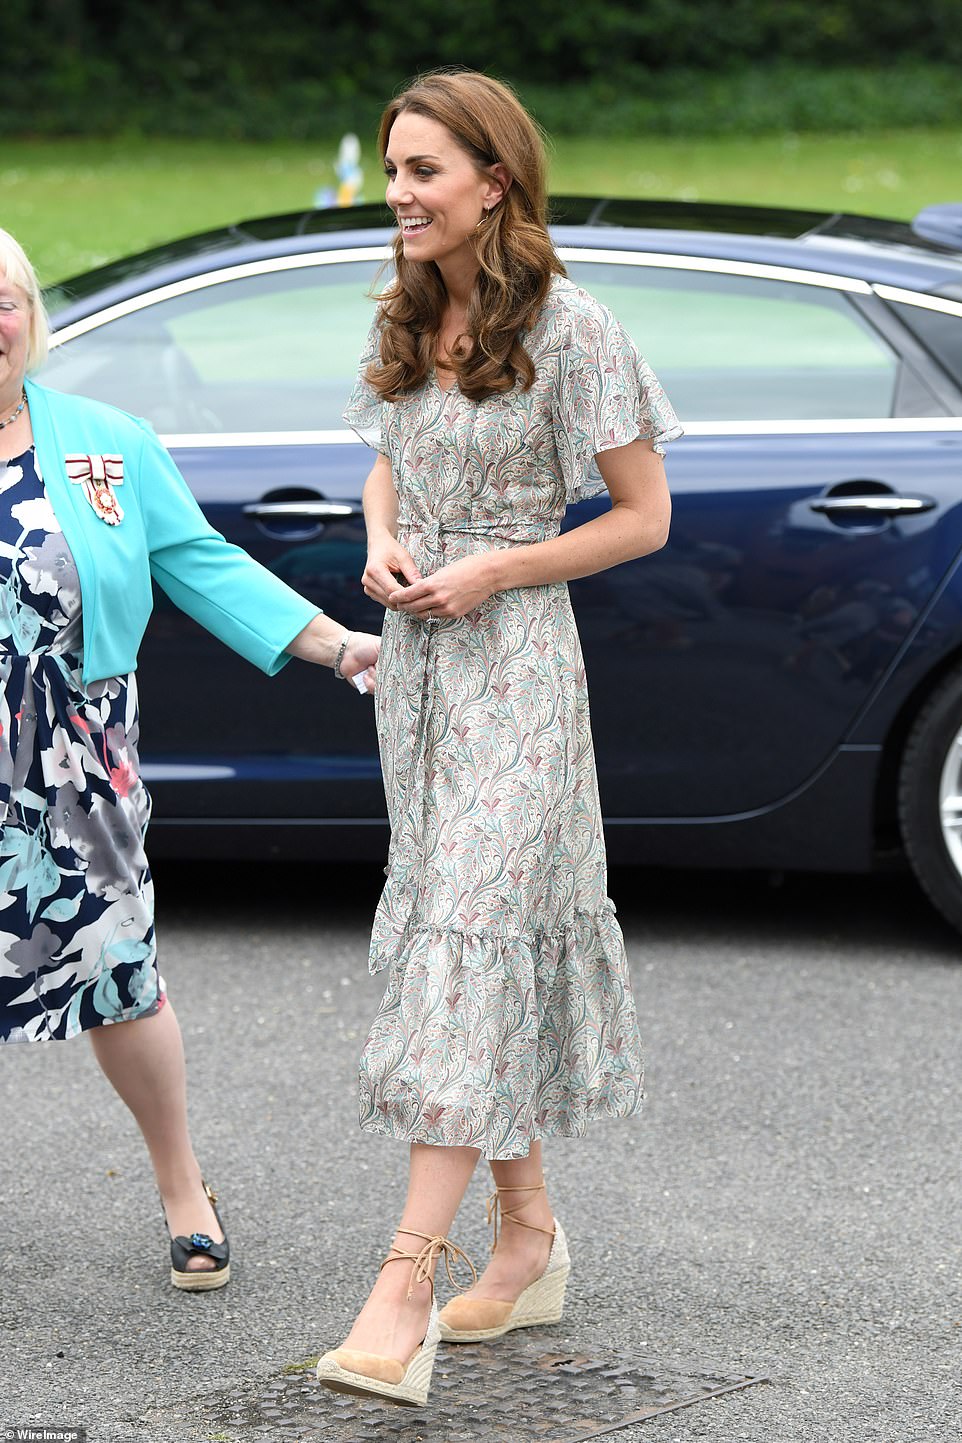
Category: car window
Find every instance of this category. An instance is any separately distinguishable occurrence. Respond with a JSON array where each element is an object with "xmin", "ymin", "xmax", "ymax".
[
  {"xmin": 41, "ymin": 260, "xmax": 380, "ymax": 434},
  {"xmin": 41, "ymin": 251, "xmax": 923, "ymax": 432},
  {"xmin": 565, "ymin": 260, "xmax": 903, "ymax": 421},
  {"xmin": 888, "ymin": 299, "xmax": 962, "ymax": 393}
]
